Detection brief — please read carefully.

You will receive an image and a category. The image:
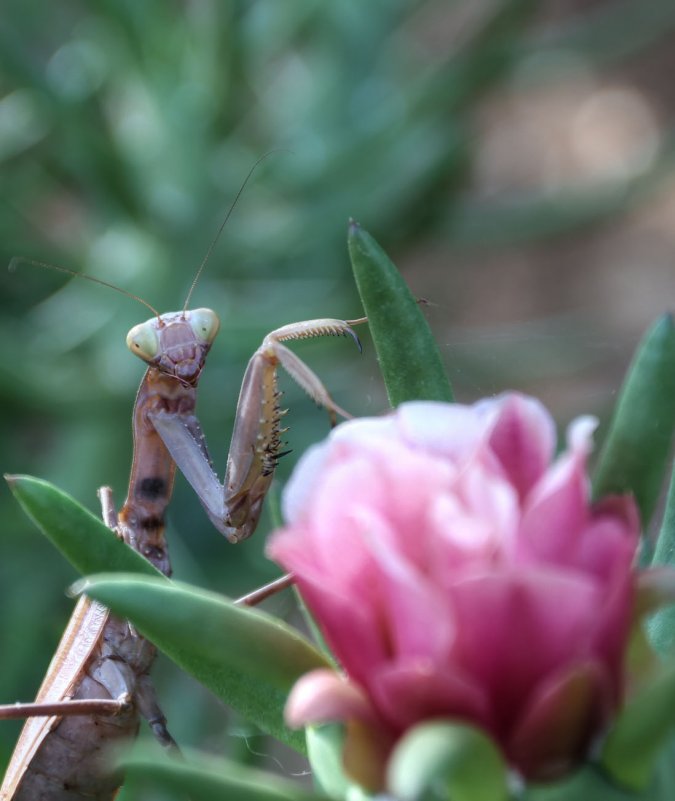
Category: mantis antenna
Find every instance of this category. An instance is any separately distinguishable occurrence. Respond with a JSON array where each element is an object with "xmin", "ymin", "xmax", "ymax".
[
  {"xmin": 10, "ymin": 152, "xmax": 286, "ymax": 322},
  {"xmin": 182, "ymin": 150, "xmax": 288, "ymax": 313},
  {"xmin": 8, "ymin": 256, "xmax": 162, "ymax": 320}
]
